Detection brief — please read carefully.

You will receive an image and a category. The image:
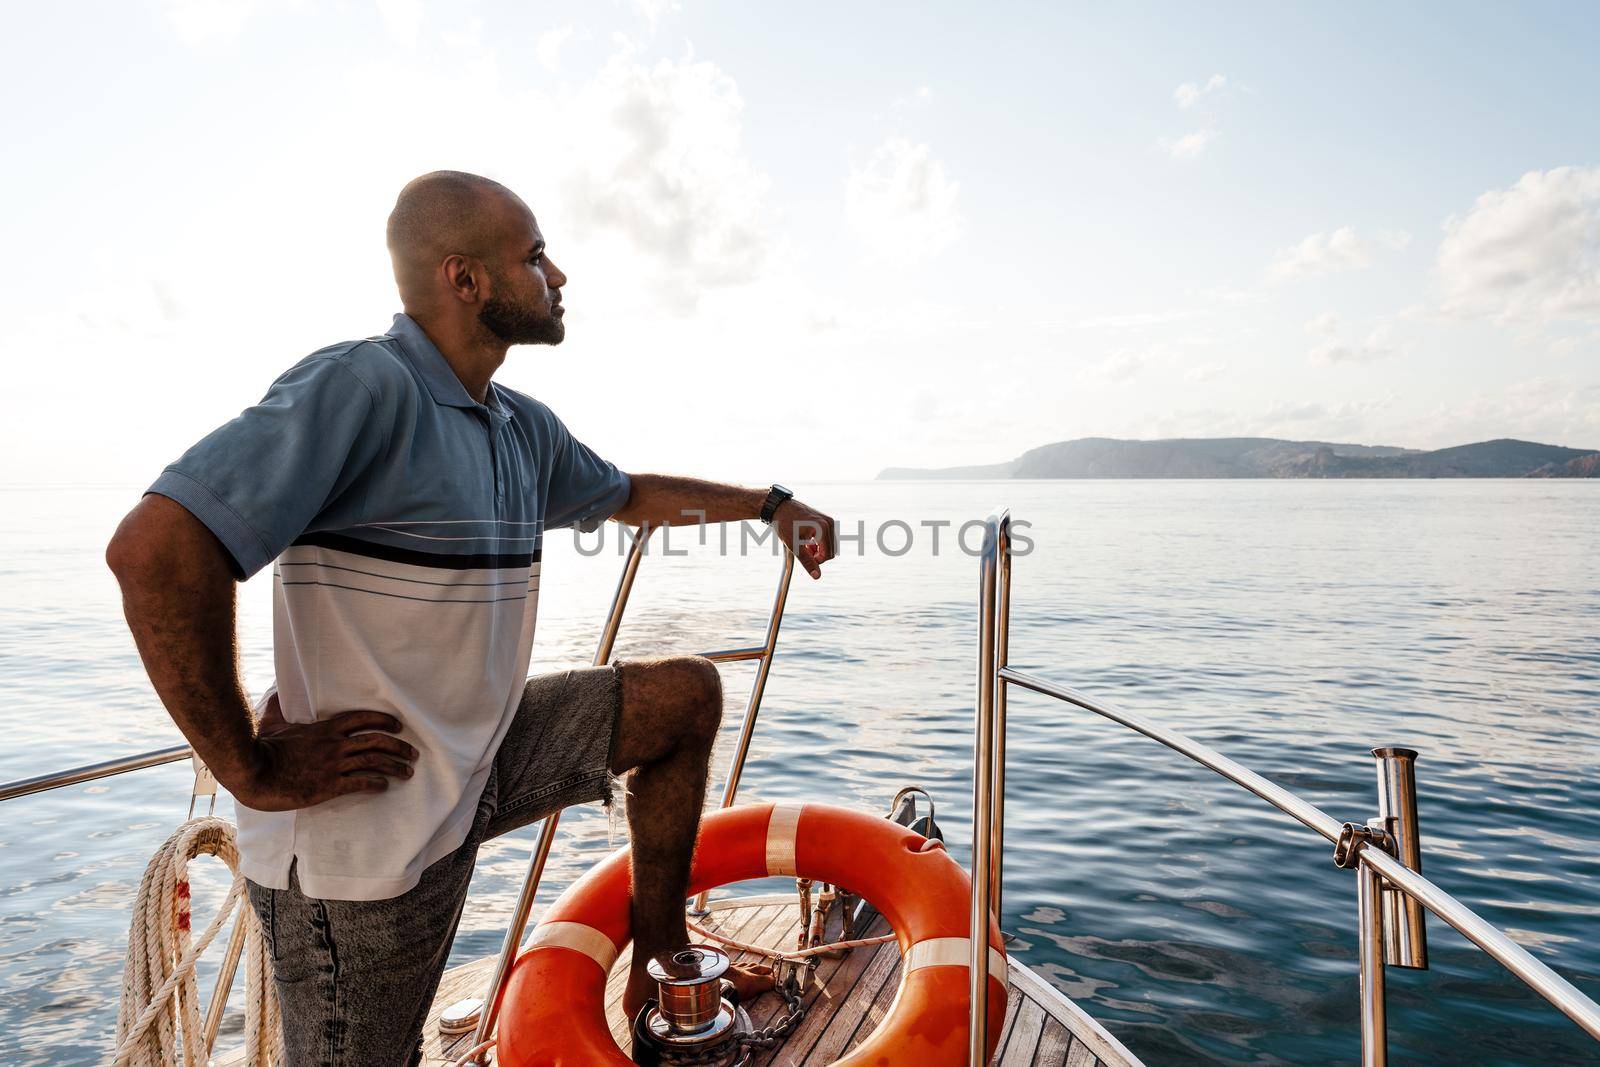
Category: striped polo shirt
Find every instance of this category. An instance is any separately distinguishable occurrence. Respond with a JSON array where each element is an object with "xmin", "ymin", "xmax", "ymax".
[{"xmin": 148, "ymin": 313, "xmax": 630, "ymax": 900}]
